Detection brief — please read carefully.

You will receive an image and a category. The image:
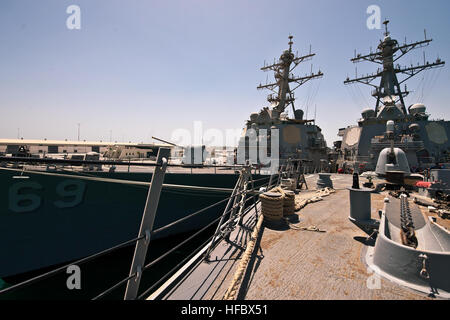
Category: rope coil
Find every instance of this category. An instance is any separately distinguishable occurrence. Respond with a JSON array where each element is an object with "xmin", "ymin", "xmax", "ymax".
[
  {"xmin": 223, "ymin": 213, "xmax": 264, "ymax": 300},
  {"xmin": 259, "ymin": 190, "xmax": 285, "ymax": 222},
  {"xmin": 260, "ymin": 187, "xmax": 335, "ymax": 222}
]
